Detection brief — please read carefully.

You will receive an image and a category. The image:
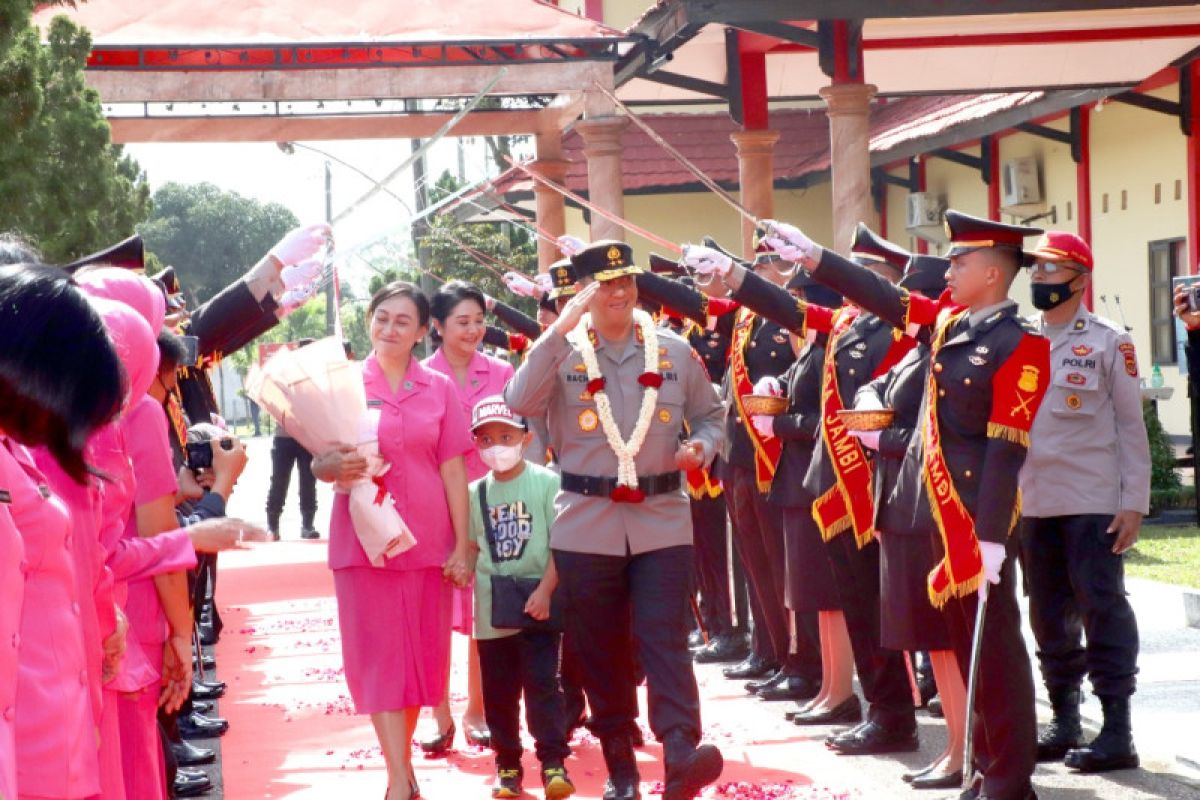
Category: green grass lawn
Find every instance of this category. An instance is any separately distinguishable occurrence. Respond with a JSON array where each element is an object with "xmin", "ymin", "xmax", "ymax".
[{"xmin": 1126, "ymin": 524, "xmax": 1200, "ymax": 588}]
